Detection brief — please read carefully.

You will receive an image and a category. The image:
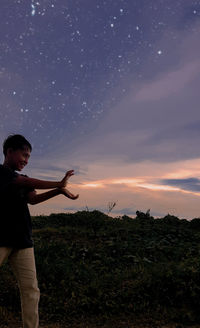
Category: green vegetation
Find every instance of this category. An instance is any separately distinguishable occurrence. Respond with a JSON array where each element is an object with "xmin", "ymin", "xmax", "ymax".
[{"xmin": 1, "ymin": 210, "xmax": 200, "ymax": 326}]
